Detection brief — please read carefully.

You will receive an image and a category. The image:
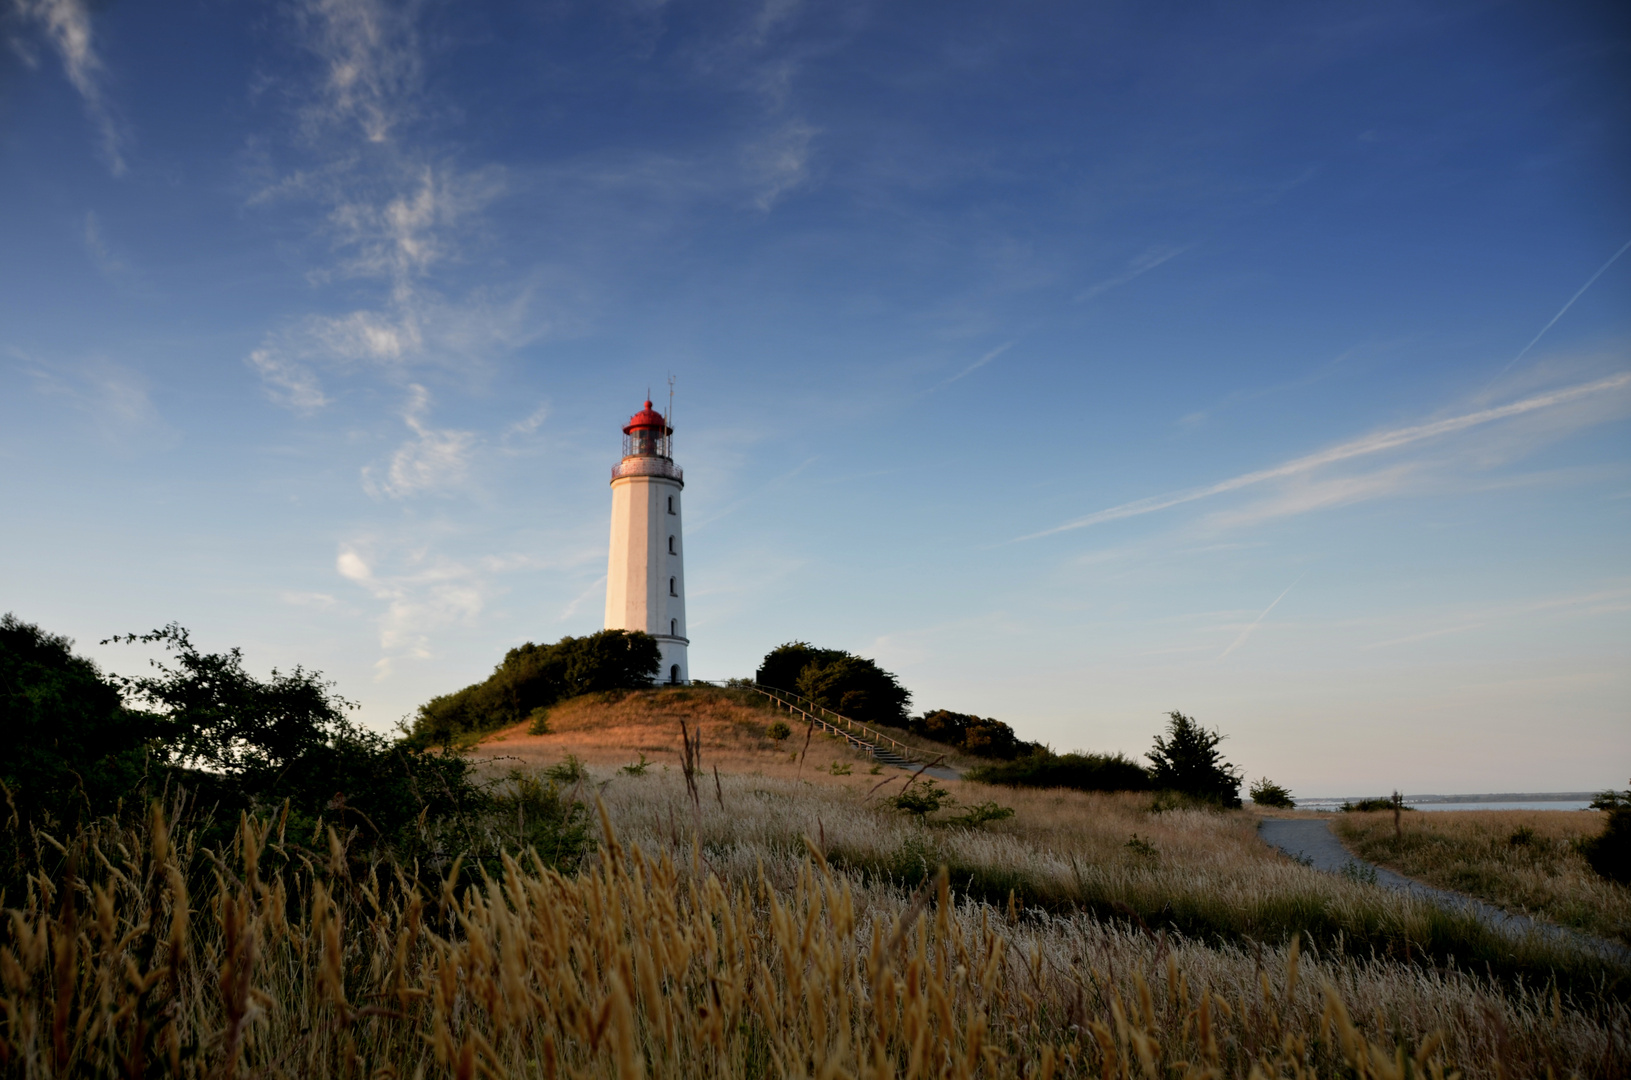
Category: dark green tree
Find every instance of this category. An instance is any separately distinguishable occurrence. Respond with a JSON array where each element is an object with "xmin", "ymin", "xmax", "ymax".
[
  {"xmin": 756, "ymin": 642, "xmax": 846, "ymax": 693},
  {"xmin": 1582, "ymin": 780, "xmax": 1631, "ymax": 884},
  {"xmin": 1147, "ymin": 712, "xmax": 1243, "ymax": 807},
  {"xmin": 1248, "ymin": 777, "xmax": 1296, "ymax": 809},
  {"xmin": 911, "ymin": 710, "xmax": 1037, "ymax": 760},
  {"xmin": 0, "ymin": 614, "xmax": 156, "ymax": 824},
  {"xmin": 757, "ymin": 643, "xmax": 911, "ymax": 726},
  {"xmin": 793, "ymin": 653, "xmax": 911, "ymax": 727}
]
